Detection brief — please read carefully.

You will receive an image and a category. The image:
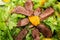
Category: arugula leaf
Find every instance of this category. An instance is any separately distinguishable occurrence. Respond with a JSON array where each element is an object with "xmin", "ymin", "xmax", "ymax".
[
  {"xmin": 54, "ymin": 12, "xmax": 60, "ymax": 30},
  {"xmin": 53, "ymin": 2, "xmax": 60, "ymax": 13},
  {"xmin": 43, "ymin": 11, "xmax": 60, "ymax": 34},
  {"xmin": 0, "ymin": 29, "xmax": 13, "ymax": 40},
  {"xmin": 43, "ymin": 0, "xmax": 57, "ymax": 8},
  {"xmin": 10, "ymin": 28, "xmax": 20, "ymax": 36},
  {"xmin": 33, "ymin": 3, "xmax": 40, "ymax": 9},
  {"xmin": 7, "ymin": 30, "xmax": 13, "ymax": 40},
  {"xmin": 11, "ymin": 0, "xmax": 26, "ymax": 6},
  {"xmin": 26, "ymin": 29, "xmax": 33, "ymax": 40},
  {"xmin": 0, "ymin": 30, "xmax": 7, "ymax": 40},
  {"xmin": 55, "ymin": 30, "xmax": 60, "ymax": 40},
  {"xmin": 43, "ymin": 15, "xmax": 57, "ymax": 33},
  {"xmin": 0, "ymin": 22, "xmax": 7, "ymax": 30},
  {"xmin": 32, "ymin": 0, "xmax": 40, "ymax": 9},
  {"xmin": 0, "ymin": 7, "xmax": 10, "ymax": 21},
  {"xmin": 18, "ymin": 0, "xmax": 26, "ymax": 6},
  {"xmin": 7, "ymin": 14, "xmax": 26, "ymax": 30},
  {"xmin": 32, "ymin": 0, "xmax": 40, "ymax": 2}
]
